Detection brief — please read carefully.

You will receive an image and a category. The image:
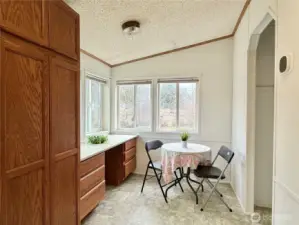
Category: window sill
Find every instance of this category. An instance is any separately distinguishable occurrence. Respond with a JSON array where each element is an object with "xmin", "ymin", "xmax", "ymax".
[
  {"xmin": 115, "ymin": 128, "xmax": 152, "ymax": 133},
  {"xmin": 155, "ymin": 131, "xmax": 199, "ymax": 135},
  {"xmin": 113, "ymin": 130, "xmax": 199, "ymax": 136}
]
